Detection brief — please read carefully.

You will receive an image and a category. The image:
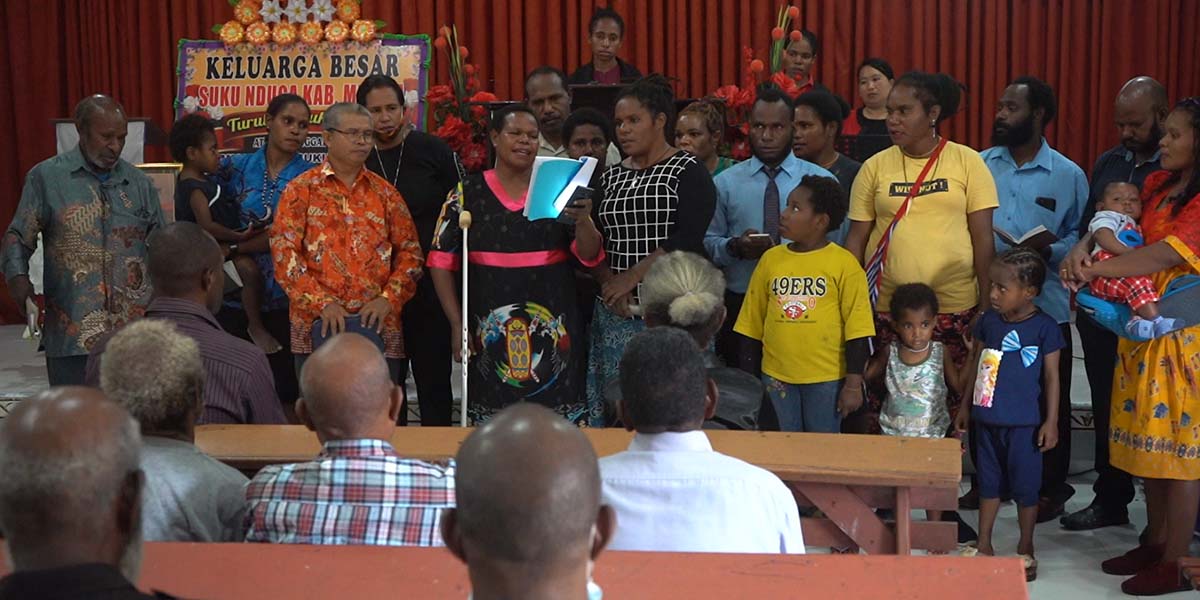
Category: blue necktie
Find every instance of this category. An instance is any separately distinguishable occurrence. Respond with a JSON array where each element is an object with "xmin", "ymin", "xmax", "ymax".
[{"xmin": 762, "ymin": 165, "xmax": 782, "ymax": 243}]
